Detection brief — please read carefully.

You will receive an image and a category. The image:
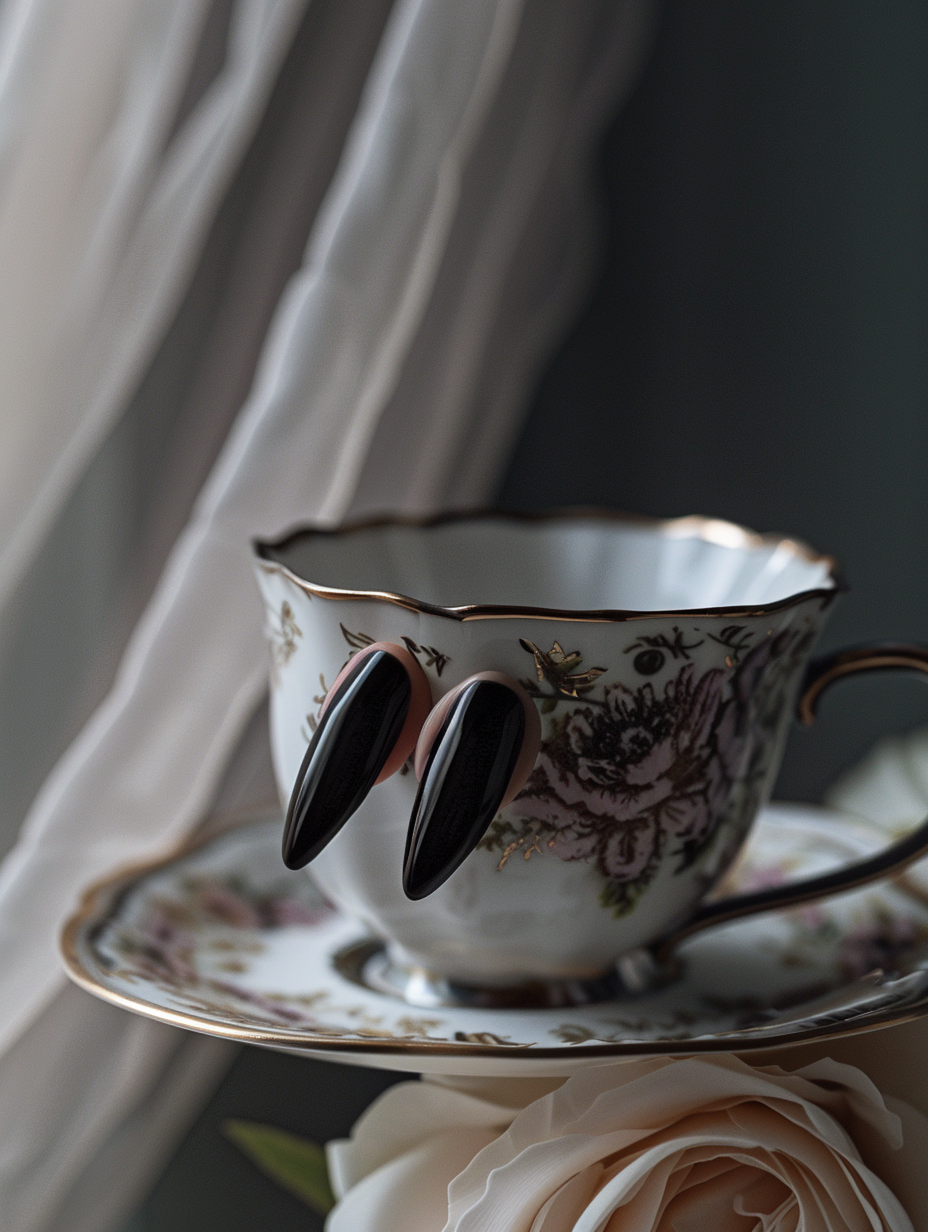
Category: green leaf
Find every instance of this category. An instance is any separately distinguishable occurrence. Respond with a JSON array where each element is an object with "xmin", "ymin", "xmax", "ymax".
[{"xmin": 223, "ymin": 1120, "xmax": 335, "ymax": 1215}]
